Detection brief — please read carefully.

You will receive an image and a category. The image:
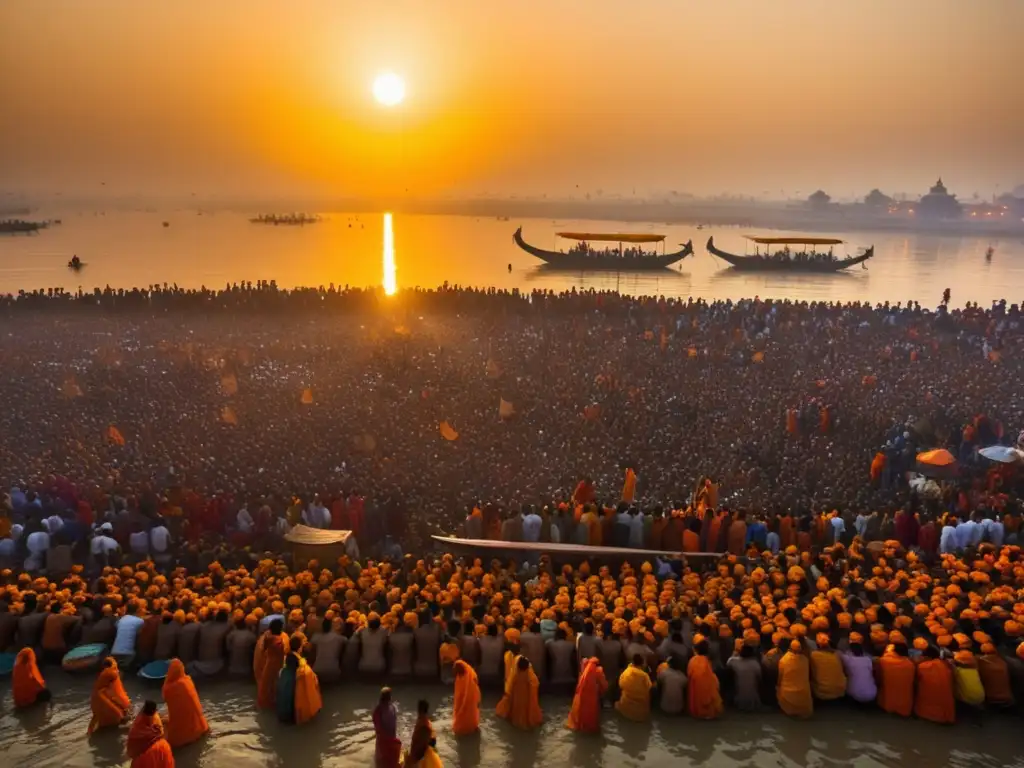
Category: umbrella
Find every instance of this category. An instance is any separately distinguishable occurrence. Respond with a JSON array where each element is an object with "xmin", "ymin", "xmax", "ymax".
[
  {"xmin": 916, "ymin": 449, "xmax": 957, "ymax": 467},
  {"xmin": 979, "ymin": 445, "xmax": 1024, "ymax": 464}
]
